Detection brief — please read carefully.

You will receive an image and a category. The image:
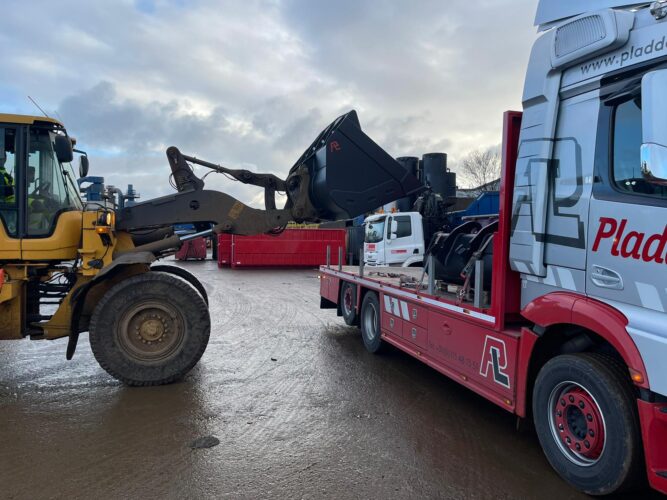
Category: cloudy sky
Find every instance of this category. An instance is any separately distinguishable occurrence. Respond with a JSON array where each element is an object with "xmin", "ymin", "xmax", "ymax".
[{"xmin": 0, "ymin": 0, "xmax": 538, "ymax": 205}]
